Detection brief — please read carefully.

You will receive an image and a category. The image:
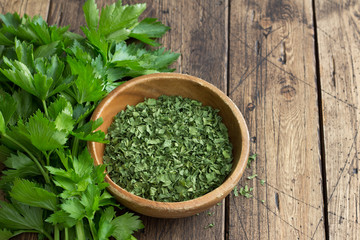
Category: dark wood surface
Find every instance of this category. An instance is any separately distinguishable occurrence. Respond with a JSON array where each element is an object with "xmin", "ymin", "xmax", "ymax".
[{"xmin": 1, "ymin": 0, "xmax": 359, "ymax": 239}]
